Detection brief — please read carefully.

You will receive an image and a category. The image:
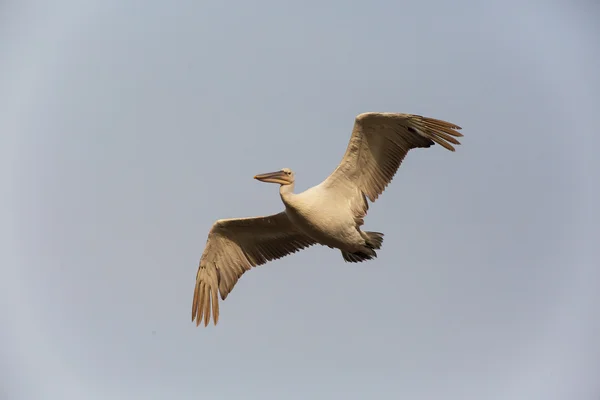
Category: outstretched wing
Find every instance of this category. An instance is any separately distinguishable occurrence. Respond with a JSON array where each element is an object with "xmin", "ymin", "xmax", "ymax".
[
  {"xmin": 192, "ymin": 212, "xmax": 316, "ymax": 326},
  {"xmin": 322, "ymin": 112, "xmax": 463, "ymax": 204}
]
